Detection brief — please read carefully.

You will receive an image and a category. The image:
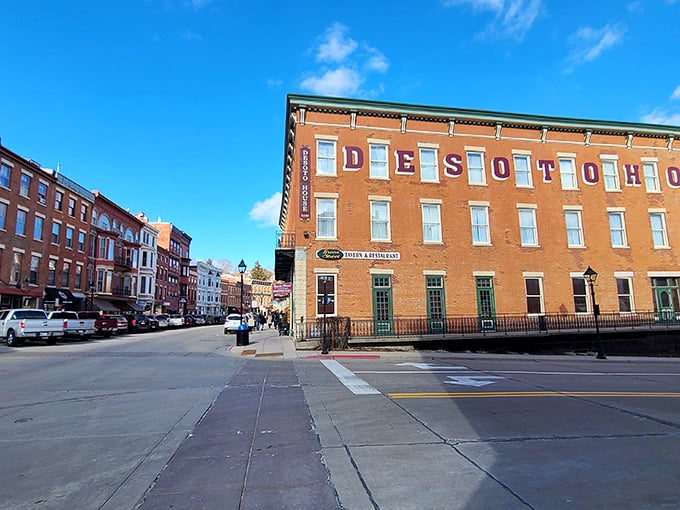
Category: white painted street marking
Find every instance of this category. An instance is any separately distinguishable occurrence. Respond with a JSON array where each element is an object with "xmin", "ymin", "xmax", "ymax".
[
  {"xmin": 321, "ymin": 360, "xmax": 381, "ymax": 395},
  {"xmin": 395, "ymin": 362, "xmax": 468, "ymax": 370},
  {"xmin": 445, "ymin": 376, "xmax": 504, "ymax": 387}
]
